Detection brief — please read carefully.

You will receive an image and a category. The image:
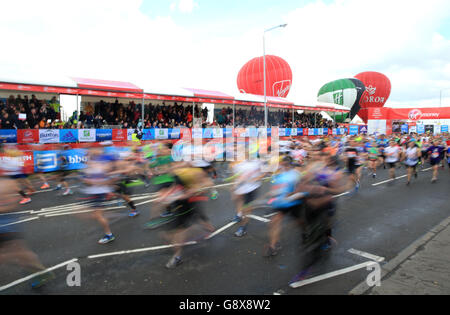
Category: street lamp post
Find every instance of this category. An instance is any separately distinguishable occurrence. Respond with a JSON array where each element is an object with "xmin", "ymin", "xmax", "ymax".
[{"xmin": 263, "ymin": 23, "xmax": 287, "ymax": 128}]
